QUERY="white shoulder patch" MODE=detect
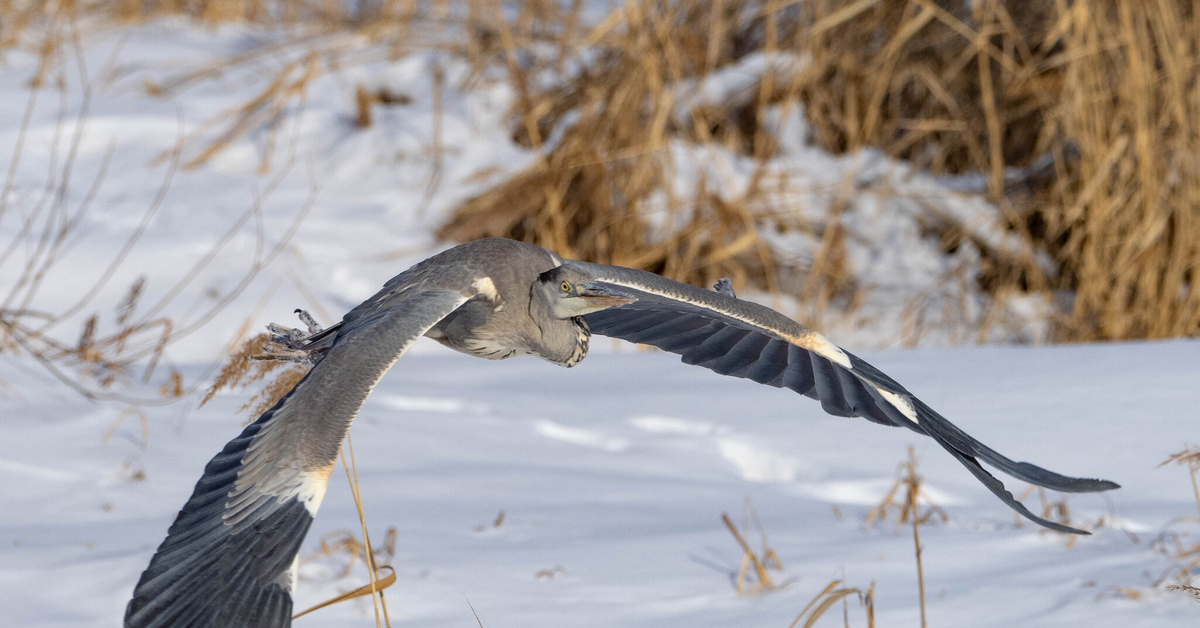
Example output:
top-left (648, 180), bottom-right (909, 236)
top-left (296, 468), bottom-right (331, 516)
top-left (472, 276), bottom-right (499, 301)
top-left (874, 387), bottom-right (919, 425)
top-left (807, 333), bottom-right (852, 368)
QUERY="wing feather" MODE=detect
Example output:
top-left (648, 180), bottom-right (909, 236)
top-left (595, 309), bottom-right (681, 337)
top-left (653, 320), bottom-right (725, 352)
top-left (126, 289), bottom-right (470, 628)
top-left (746, 339), bottom-right (790, 385)
top-left (832, 365), bottom-right (899, 426)
top-left (710, 332), bottom-right (771, 376)
top-left (621, 313), bottom-right (712, 345)
top-left (681, 326), bottom-right (751, 366)
top-left (809, 353), bottom-right (855, 417)
top-left (573, 259), bottom-right (1117, 534)
top-left (782, 345), bottom-right (816, 396)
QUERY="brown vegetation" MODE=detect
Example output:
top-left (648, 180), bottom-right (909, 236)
top-left (721, 503), bottom-right (787, 596)
top-left (1154, 447), bottom-right (1200, 589)
top-left (786, 579), bottom-right (876, 628)
top-left (438, 0), bottom-right (1200, 344)
top-left (866, 446), bottom-right (944, 627)
top-left (0, 8), bottom-right (308, 402)
top-left (11, 1), bottom-right (1197, 344)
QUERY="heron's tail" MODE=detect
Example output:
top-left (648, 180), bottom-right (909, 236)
top-left (125, 393), bottom-right (323, 628)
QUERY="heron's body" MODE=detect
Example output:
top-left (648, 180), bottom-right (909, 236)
top-left (417, 240), bottom-right (588, 365)
top-left (125, 238), bottom-right (1118, 628)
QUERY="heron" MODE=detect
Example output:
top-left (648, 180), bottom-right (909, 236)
top-left (125, 237), bottom-right (1117, 627)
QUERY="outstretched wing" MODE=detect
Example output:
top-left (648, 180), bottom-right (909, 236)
top-left (125, 288), bottom-right (470, 628)
top-left (572, 261), bottom-right (1118, 534)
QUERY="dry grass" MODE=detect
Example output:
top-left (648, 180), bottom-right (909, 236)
top-left (304, 526), bottom-right (398, 579)
top-left (473, 509), bottom-right (505, 532)
top-left (1166, 584), bottom-right (1200, 604)
top-left (341, 434), bottom-right (393, 627)
top-left (1102, 447), bottom-right (1200, 602)
top-left (436, 0), bottom-right (1200, 344)
top-left (1160, 446), bottom-right (1200, 525)
top-left (721, 497), bottom-right (789, 596)
top-left (439, 0), bottom-right (791, 295)
top-left (11, 2), bottom-right (1200, 343)
top-left (0, 4), bottom-right (311, 404)
top-left (785, 579), bottom-right (876, 628)
top-left (292, 564), bottom-right (398, 621)
top-left (866, 446), bottom-right (945, 628)
top-left (865, 447), bottom-right (948, 531)
top-left (1152, 447), bottom-right (1200, 590)
top-left (534, 565), bottom-right (567, 580)
top-left (200, 331), bottom-right (312, 419)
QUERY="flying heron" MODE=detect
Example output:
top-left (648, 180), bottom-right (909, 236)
top-left (125, 237), bottom-right (1117, 627)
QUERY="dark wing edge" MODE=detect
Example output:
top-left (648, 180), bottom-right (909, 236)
top-left (577, 265), bottom-right (1117, 535)
top-left (125, 289), bottom-right (469, 628)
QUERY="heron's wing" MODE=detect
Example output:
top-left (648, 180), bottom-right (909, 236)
top-left (572, 261), bottom-right (1118, 534)
top-left (125, 288), bottom-right (470, 628)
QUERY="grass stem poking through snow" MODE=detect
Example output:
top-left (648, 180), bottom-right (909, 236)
top-left (1152, 447), bottom-right (1200, 590)
top-left (1160, 447), bottom-right (1200, 526)
top-left (341, 434), bottom-right (391, 627)
top-left (291, 566), bottom-right (397, 620)
top-left (866, 447), bottom-right (946, 628)
top-left (721, 499), bottom-right (791, 596)
top-left (785, 579), bottom-right (875, 628)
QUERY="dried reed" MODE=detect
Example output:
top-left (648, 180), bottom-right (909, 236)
top-left (1153, 447), bottom-right (1200, 589)
top-left (1166, 584), bottom-right (1200, 604)
top-left (474, 509), bottom-right (505, 532)
top-left (534, 565), bottom-right (567, 580)
top-left (867, 446), bottom-right (946, 628)
top-left (11, 1), bottom-right (1200, 345)
top-left (721, 497), bottom-right (789, 596)
top-left (0, 16), bottom-right (306, 403)
top-left (440, 0), bottom-right (787, 295)
top-left (1013, 484), bottom-right (1092, 546)
top-left (440, 0), bottom-right (1200, 344)
top-left (1160, 446), bottom-right (1200, 525)
top-left (785, 579), bottom-right (876, 628)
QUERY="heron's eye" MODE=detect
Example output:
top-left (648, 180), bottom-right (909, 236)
top-left (560, 281), bottom-right (571, 292)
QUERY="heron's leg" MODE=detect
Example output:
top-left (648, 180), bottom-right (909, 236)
top-left (254, 309), bottom-right (326, 364)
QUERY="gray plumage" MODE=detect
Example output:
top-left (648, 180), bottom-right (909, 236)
top-left (125, 237), bottom-right (1118, 628)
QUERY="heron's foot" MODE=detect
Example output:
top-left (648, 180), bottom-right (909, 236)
top-left (713, 278), bottom-right (736, 298)
top-left (253, 309), bottom-right (325, 364)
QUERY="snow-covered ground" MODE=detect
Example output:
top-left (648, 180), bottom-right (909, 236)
top-left (1, 18), bottom-right (1197, 628)
top-left (4, 341), bottom-right (1199, 626)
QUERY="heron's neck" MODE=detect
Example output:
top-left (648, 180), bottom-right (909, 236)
top-left (560, 317), bottom-right (589, 367)
top-left (528, 295), bottom-right (590, 367)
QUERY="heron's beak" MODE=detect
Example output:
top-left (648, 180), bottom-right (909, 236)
top-left (577, 282), bottom-right (637, 308)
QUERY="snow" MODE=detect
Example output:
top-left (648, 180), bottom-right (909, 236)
top-left (4, 342), bottom-right (1200, 626)
top-left (1, 18), bottom-right (1197, 628)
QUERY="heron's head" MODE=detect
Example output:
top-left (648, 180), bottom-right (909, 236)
top-left (534, 265), bottom-right (637, 319)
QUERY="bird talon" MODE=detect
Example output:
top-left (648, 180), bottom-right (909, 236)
top-left (295, 309), bottom-right (322, 335)
top-left (263, 310), bottom-right (324, 355)
top-left (713, 277), bottom-right (736, 298)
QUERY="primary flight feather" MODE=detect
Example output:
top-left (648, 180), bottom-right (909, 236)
top-left (125, 237), bottom-right (1117, 628)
